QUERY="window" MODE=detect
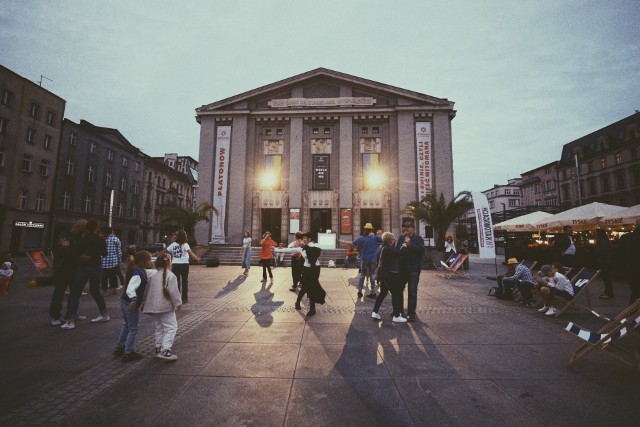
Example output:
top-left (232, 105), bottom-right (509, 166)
top-left (131, 206), bottom-right (137, 219)
top-left (87, 166), bottom-right (95, 183)
top-left (135, 161), bottom-right (140, 172)
top-left (65, 158), bottom-right (74, 176)
top-left (108, 150), bottom-right (114, 161)
top-left (22, 155), bottom-right (32, 172)
top-left (361, 127), bottom-right (368, 134)
top-left (44, 134), bottom-right (53, 150)
top-left (120, 177), bottom-right (127, 192)
top-left (632, 167), bottom-right (640, 187)
top-left (323, 127), bottom-right (331, 135)
top-left (133, 182), bottom-right (139, 195)
top-left (69, 132), bottom-right (77, 146)
top-left (504, 189), bottom-right (511, 195)
top-left (30, 103), bottom-right (40, 118)
top-left (118, 203), bottom-right (124, 217)
top-left (89, 142), bottom-right (96, 154)
top-left (600, 157), bottom-right (606, 169)
top-left (601, 175), bottom-right (610, 192)
top-left (1, 90), bottom-right (13, 107)
top-left (35, 193), bottom-right (45, 212)
top-left (562, 184), bottom-right (570, 201)
top-left (372, 126), bottom-right (380, 134)
top-left (0, 116), bottom-right (7, 133)
top-left (263, 154), bottom-right (281, 189)
top-left (312, 128), bottom-right (319, 135)
top-left (489, 201), bottom-right (495, 209)
top-left (276, 128), bottom-right (283, 136)
top-left (588, 177), bottom-right (597, 195)
top-left (508, 199), bottom-right (519, 207)
top-left (615, 171), bottom-right (626, 190)
top-left (122, 157), bottom-right (128, 167)
top-left (513, 189), bottom-right (520, 195)
top-left (83, 196), bottom-right (92, 213)
top-left (544, 180), bottom-right (556, 191)
top-left (62, 191), bottom-right (71, 210)
top-left (106, 171), bottom-right (112, 188)
top-left (534, 184), bottom-right (541, 194)
top-left (17, 190), bottom-right (28, 210)
top-left (362, 153), bottom-right (381, 190)
top-left (0, 151), bottom-right (4, 167)
top-left (545, 167), bottom-right (551, 175)
top-left (47, 111), bottom-right (56, 126)
top-left (39, 160), bottom-right (49, 177)
top-left (265, 129), bottom-right (272, 136)
top-left (26, 127), bottom-right (36, 144)
top-left (102, 199), bottom-right (109, 215)
top-left (616, 153), bottom-right (622, 164)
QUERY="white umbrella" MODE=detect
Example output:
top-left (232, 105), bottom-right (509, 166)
top-left (599, 204), bottom-right (640, 226)
top-left (494, 211), bottom-right (554, 232)
top-left (534, 202), bottom-right (627, 230)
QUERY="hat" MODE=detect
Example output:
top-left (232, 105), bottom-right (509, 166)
top-left (401, 220), bottom-right (415, 228)
top-left (506, 258), bottom-right (519, 265)
top-left (540, 264), bottom-right (552, 276)
top-left (364, 223), bottom-right (374, 230)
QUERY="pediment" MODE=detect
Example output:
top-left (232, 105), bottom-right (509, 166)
top-left (197, 68), bottom-right (453, 113)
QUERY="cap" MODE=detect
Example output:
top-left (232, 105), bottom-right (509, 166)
top-left (364, 223), bottom-right (374, 230)
top-left (401, 220), bottom-right (415, 228)
top-left (506, 258), bottom-right (519, 265)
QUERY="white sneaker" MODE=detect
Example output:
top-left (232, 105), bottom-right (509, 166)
top-left (50, 319), bottom-right (62, 326)
top-left (392, 316), bottom-right (408, 323)
top-left (371, 312), bottom-right (381, 320)
top-left (77, 315), bottom-right (87, 321)
top-left (156, 350), bottom-right (178, 361)
top-left (537, 305), bottom-right (549, 313)
top-left (91, 315), bottom-right (110, 323)
top-left (545, 307), bottom-right (559, 316)
top-left (61, 321), bottom-right (75, 330)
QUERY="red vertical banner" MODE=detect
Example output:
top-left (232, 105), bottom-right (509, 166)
top-left (340, 208), bottom-right (352, 234)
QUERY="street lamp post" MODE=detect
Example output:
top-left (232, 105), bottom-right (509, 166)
top-left (501, 202), bottom-right (507, 222)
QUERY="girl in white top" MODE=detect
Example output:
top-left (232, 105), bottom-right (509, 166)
top-left (164, 230), bottom-right (200, 303)
top-left (241, 231), bottom-right (252, 275)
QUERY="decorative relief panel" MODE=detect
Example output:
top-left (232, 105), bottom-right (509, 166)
top-left (260, 190), bottom-right (284, 208)
top-left (263, 139), bottom-right (284, 155)
top-left (311, 138), bottom-right (332, 154)
top-left (359, 190), bottom-right (385, 208)
top-left (308, 190), bottom-right (335, 208)
top-left (359, 137), bottom-right (382, 153)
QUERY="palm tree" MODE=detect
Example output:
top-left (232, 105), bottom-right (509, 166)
top-left (404, 191), bottom-right (473, 250)
top-left (160, 201), bottom-right (217, 246)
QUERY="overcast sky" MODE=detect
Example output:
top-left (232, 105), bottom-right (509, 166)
top-left (2, 0), bottom-right (639, 194)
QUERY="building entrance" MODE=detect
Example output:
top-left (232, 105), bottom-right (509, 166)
top-left (310, 209), bottom-right (331, 242)
top-left (261, 209), bottom-right (282, 243)
top-left (360, 209), bottom-right (382, 234)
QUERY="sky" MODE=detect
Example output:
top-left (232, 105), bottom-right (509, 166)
top-left (1, 0), bottom-right (639, 194)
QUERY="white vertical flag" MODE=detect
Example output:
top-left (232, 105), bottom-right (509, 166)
top-left (471, 192), bottom-right (496, 259)
top-left (211, 126), bottom-right (231, 244)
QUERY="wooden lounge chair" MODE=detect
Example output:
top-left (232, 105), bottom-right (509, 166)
top-left (437, 253), bottom-right (469, 279)
top-left (435, 252), bottom-right (458, 278)
top-left (565, 299), bottom-right (640, 373)
top-left (553, 268), bottom-right (604, 319)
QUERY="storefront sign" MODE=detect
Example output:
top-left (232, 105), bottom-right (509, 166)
top-left (14, 220), bottom-right (45, 229)
top-left (211, 125), bottom-right (231, 244)
top-left (340, 208), bottom-right (352, 234)
top-left (313, 155), bottom-right (330, 189)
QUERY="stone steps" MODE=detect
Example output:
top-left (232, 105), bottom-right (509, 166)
top-left (202, 246), bottom-right (350, 267)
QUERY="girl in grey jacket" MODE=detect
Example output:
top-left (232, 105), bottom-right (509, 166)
top-left (143, 253), bottom-right (182, 360)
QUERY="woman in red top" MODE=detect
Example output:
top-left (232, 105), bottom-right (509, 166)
top-left (259, 231), bottom-right (277, 281)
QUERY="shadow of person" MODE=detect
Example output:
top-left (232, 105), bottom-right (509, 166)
top-left (214, 274), bottom-right (247, 299)
top-left (251, 280), bottom-right (283, 328)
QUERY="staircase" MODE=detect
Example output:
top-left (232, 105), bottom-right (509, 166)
top-left (201, 246), bottom-right (350, 267)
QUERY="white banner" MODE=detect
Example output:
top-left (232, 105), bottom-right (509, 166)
top-left (415, 122), bottom-right (433, 238)
top-left (211, 126), bottom-right (231, 244)
top-left (472, 191), bottom-right (496, 259)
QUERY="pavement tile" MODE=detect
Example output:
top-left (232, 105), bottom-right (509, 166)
top-left (200, 343), bottom-right (299, 378)
top-left (295, 344), bottom-right (389, 379)
top-left (230, 321), bottom-right (305, 344)
top-left (182, 319), bottom-right (246, 342)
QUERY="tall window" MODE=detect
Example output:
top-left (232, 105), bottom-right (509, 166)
top-left (263, 154), bottom-right (281, 189)
top-left (0, 116), bottom-right (7, 133)
top-left (600, 157), bottom-right (606, 169)
top-left (47, 111), bottom-right (56, 126)
top-left (122, 157), bottom-right (128, 167)
top-left (26, 127), bottom-right (36, 144)
top-left (0, 151), bottom-right (5, 167)
top-left (1, 90), bottom-right (13, 107)
top-left (108, 150), bottom-right (114, 161)
top-left (63, 191), bottom-right (71, 210)
top-left (135, 161), bottom-right (140, 172)
top-left (22, 155), bottom-right (32, 172)
top-left (35, 193), bottom-right (45, 212)
top-left (30, 103), bottom-right (40, 118)
top-left (65, 158), bottom-right (74, 175)
top-left (106, 171), bottom-right (112, 188)
top-left (89, 142), bottom-right (96, 154)
top-left (44, 134), bottom-right (53, 150)
top-left (601, 175), bottom-right (610, 192)
top-left (362, 153), bottom-right (382, 189)
top-left (69, 132), bottom-right (77, 146)
top-left (131, 206), bottom-right (137, 219)
top-left (133, 182), bottom-right (139, 195)
top-left (17, 190), bottom-right (28, 210)
top-left (84, 196), bottom-right (92, 213)
top-left (87, 166), bottom-right (95, 183)
top-left (39, 160), bottom-right (49, 177)
top-left (615, 171), bottom-right (626, 190)
top-left (616, 153), bottom-right (622, 164)
top-left (118, 203), bottom-right (124, 217)
top-left (120, 177), bottom-right (127, 192)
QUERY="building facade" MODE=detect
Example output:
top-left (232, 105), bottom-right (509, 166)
top-left (519, 161), bottom-right (560, 208)
top-left (195, 68), bottom-right (456, 245)
top-left (558, 112), bottom-right (640, 208)
top-left (54, 119), bottom-right (144, 245)
top-left (0, 65), bottom-right (66, 253)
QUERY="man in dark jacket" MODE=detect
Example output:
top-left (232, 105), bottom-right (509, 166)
top-left (619, 218), bottom-right (640, 305)
top-left (396, 220), bottom-right (425, 322)
top-left (554, 225), bottom-right (577, 267)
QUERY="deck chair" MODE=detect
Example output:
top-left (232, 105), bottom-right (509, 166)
top-left (437, 253), bottom-right (469, 279)
top-left (565, 299), bottom-right (640, 373)
top-left (435, 252), bottom-right (458, 277)
top-left (553, 268), bottom-right (604, 319)
top-left (510, 259), bottom-right (538, 301)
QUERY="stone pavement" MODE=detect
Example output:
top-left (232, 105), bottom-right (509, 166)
top-left (0, 257), bottom-right (638, 426)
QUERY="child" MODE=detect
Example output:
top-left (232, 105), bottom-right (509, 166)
top-left (0, 262), bottom-right (14, 295)
top-left (114, 251), bottom-right (156, 362)
top-left (142, 253), bottom-right (182, 361)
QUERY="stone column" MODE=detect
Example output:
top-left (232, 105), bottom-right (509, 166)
top-left (339, 116), bottom-right (353, 239)
top-left (195, 117), bottom-right (215, 245)
top-left (227, 116), bottom-right (248, 244)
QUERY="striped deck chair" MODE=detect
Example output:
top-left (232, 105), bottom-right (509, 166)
top-left (438, 253), bottom-right (469, 280)
top-left (553, 268), bottom-right (604, 319)
top-left (435, 252), bottom-right (458, 278)
top-left (565, 299), bottom-right (640, 372)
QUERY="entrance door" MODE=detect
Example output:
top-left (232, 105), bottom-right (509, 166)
top-left (310, 209), bottom-right (331, 242)
top-left (360, 209), bottom-right (382, 234)
top-left (261, 209), bottom-right (282, 243)
top-left (10, 227), bottom-right (22, 254)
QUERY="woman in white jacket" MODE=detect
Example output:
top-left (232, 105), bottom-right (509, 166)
top-left (143, 253), bottom-right (182, 360)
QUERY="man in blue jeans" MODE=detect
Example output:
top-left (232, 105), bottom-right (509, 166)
top-left (340, 223), bottom-right (382, 299)
top-left (397, 220), bottom-right (425, 322)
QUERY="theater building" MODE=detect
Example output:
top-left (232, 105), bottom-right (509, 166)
top-left (195, 68), bottom-right (456, 246)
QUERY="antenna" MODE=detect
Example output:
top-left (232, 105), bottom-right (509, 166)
top-left (38, 75), bottom-right (53, 87)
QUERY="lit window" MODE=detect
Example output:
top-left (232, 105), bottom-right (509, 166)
top-left (616, 153), bottom-right (622, 164)
top-left (600, 157), bottom-right (606, 169)
top-left (262, 155), bottom-right (282, 189)
top-left (363, 153), bottom-right (382, 189)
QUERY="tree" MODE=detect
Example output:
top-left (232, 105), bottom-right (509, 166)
top-left (160, 201), bottom-right (217, 246)
top-left (404, 191), bottom-right (473, 250)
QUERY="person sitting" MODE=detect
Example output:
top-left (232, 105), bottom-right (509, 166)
top-left (498, 258), bottom-right (535, 305)
top-left (537, 263), bottom-right (573, 316)
top-left (494, 258), bottom-right (518, 297)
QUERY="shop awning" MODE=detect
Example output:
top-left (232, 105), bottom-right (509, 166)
top-left (599, 204), bottom-right (640, 226)
top-left (493, 211), bottom-right (554, 232)
top-left (533, 202), bottom-right (627, 230)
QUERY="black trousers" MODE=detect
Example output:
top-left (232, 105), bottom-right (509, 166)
top-left (296, 266), bottom-right (320, 311)
top-left (101, 266), bottom-right (119, 290)
top-left (172, 263), bottom-right (190, 301)
top-left (373, 271), bottom-right (404, 316)
top-left (49, 267), bottom-right (75, 319)
top-left (291, 256), bottom-right (304, 287)
top-left (260, 259), bottom-right (273, 279)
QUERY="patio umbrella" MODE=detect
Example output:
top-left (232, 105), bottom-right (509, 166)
top-left (494, 211), bottom-right (554, 232)
top-left (533, 202), bottom-right (627, 230)
top-left (599, 204), bottom-right (640, 226)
